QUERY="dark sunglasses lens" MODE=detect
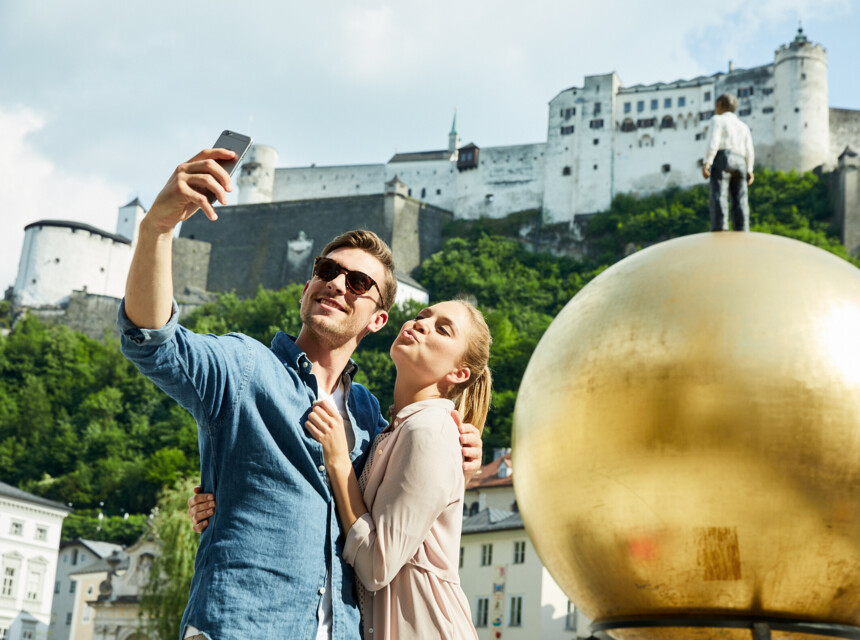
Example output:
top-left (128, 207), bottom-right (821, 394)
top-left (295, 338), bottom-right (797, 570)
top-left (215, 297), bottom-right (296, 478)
top-left (315, 259), bottom-right (339, 281)
top-left (346, 273), bottom-right (372, 294)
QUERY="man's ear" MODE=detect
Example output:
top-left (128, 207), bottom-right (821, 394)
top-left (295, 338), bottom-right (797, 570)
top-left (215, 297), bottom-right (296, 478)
top-left (300, 281), bottom-right (310, 300)
top-left (444, 366), bottom-right (471, 387)
top-left (365, 308), bottom-right (388, 335)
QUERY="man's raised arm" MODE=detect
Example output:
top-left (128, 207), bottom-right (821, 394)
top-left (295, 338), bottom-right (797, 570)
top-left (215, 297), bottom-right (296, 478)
top-left (124, 149), bottom-right (236, 328)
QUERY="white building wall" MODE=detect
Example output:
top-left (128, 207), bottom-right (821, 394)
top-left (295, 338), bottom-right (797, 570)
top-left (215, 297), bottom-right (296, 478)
top-left (460, 528), bottom-right (585, 639)
top-left (271, 164), bottom-right (387, 201)
top-left (13, 226), bottom-right (132, 308)
top-left (384, 159), bottom-right (457, 211)
top-left (0, 498), bottom-right (68, 640)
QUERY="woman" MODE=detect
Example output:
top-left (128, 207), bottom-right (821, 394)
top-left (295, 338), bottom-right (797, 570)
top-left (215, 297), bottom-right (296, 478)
top-left (305, 299), bottom-right (491, 639)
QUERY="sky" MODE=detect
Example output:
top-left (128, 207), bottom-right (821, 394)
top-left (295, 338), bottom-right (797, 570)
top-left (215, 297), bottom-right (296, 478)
top-left (1, 0), bottom-right (859, 293)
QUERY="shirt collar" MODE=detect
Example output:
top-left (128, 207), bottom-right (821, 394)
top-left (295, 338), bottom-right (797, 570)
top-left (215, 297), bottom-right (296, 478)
top-left (270, 331), bottom-right (359, 381)
top-left (391, 398), bottom-right (455, 425)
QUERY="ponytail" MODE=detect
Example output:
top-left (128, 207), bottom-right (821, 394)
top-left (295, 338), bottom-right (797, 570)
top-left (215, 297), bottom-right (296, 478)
top-left (447, 299), bottom-right (493, 433)
top-left (454, 366), bottom-right (492, 433)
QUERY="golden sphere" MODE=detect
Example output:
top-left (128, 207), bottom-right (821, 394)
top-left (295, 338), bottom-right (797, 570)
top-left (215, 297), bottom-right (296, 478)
top-left (512, 232), bottom-right (860, 640)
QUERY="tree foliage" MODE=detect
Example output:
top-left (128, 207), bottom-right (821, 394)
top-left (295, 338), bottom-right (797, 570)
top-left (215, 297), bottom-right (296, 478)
top-left (139, 477), bottom-right (201, 640)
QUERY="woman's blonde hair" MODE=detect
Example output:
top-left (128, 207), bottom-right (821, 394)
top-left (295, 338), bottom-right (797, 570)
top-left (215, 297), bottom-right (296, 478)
top-left (446, 300), bottom-right (493, 433)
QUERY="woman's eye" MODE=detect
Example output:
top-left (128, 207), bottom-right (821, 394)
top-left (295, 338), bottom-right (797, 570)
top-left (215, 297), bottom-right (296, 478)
top-left (438, 326), bottom-right (450, 336)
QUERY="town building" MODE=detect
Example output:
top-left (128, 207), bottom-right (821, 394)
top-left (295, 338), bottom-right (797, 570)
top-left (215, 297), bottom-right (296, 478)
top-left (460, 453), bottom-right (597, 640)
top-left (49, 540), bottom-right (121, 640)
top-left (0, 482), bottom-right (70, 640)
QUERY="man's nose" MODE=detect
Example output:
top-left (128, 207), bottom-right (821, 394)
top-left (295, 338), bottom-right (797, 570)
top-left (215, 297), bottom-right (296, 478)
top-left (327, 273), bottom-right (348, 293)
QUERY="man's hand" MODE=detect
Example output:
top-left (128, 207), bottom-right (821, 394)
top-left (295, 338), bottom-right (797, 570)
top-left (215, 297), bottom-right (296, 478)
top-left (747, 170), bottom-right (755, 186)
top-left (144, 148), bottom-right (237, 234)
top-left (453, 410), bottom-right (484, 483)
top-left (702, 163), bottom-right (711, 179)
top-left (187, 485), bottom-right (216, 534)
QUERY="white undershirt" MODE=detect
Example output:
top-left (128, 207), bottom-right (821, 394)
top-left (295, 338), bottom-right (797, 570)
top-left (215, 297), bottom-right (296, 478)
top-left (185, 382), bottom-right (354, 640)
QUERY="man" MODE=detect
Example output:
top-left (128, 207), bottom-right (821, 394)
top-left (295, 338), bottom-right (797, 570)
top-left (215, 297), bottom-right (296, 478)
top-left (119, 148), bottom-right (483, 640)
top-left (702, 93), bottom-right (755, 232)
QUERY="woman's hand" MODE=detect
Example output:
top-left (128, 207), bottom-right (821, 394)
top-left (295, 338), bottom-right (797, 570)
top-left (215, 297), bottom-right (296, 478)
top-left (305, 401), bottom-right (351, 471)
top-left (187, 485), bottom-right (216, 533)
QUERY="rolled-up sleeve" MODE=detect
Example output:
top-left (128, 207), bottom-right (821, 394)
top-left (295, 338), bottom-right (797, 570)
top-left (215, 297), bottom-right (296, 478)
top-left (342, 415), bottom-right (458, 592)
top-left (118, 298), bottom-right (252, 429)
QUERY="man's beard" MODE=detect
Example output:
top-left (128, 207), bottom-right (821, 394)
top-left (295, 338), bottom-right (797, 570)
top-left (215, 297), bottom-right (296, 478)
top-left (300, 305), bottom-right (366, 348)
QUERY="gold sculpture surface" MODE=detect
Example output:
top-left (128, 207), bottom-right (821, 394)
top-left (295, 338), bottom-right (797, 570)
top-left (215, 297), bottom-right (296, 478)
top-left (512, 233), bottom-right (860, 640)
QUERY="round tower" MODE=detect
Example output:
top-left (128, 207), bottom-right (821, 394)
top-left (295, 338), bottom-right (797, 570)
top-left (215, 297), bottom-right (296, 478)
top-left (772, 27), bottom-right (829, 172)
top-left (237, 144), bottom-right (279, 204)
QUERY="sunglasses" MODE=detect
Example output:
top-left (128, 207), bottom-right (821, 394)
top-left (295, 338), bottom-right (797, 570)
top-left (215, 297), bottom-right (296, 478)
top-left (313, 257), bottom-right (384, 300)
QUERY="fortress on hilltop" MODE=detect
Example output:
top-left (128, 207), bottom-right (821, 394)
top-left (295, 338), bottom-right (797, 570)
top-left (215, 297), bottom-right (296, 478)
top-left (8, 29), bottom-right (860, 338)
top-left (233, 28), bottom-right (860, 230)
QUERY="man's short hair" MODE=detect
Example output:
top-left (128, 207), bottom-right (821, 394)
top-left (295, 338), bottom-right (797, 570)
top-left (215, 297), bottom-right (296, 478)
top-left (715, 93), bottom-right (738, 113)
top-left (320, 230), bottom-right (397, 311)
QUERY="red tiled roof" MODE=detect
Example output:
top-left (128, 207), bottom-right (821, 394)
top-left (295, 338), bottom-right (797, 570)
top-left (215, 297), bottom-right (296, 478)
top-left (466, 453), bottom-right (513, 490)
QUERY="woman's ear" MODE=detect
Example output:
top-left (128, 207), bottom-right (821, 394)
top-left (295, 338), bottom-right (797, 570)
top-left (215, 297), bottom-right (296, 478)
top-left (444, 366), bottom-right (471, 388)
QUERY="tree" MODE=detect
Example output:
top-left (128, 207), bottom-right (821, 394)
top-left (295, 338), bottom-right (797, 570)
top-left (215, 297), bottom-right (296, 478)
top-left (140, 477), bottom-right (201, 640)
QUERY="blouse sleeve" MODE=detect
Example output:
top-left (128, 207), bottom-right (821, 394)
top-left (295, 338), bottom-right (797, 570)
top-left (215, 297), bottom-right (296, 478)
top-left (342, 409), bottom-right (459, 591)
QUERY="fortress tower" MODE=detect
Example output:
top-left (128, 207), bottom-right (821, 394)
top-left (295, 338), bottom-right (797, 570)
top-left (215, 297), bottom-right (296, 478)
top-left (115, 198), bottom-right (146, 245)
top-left (238, 144), bottom-right (279, 204)
top-left (772, 27), bottom-right (829, 172)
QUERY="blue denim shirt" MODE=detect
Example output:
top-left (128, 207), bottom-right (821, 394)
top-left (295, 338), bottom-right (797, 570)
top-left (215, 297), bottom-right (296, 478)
top-left (118, 301), bottom-right (387, 640)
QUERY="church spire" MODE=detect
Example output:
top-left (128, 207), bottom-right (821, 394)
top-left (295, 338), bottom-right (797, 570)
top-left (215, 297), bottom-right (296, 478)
top-left (448, 109), bottom-right (460, 155)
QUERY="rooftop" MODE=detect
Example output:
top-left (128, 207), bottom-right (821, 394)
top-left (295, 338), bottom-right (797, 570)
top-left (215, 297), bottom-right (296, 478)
top-left (466, 451), bottom-right (513, 490)
top-left (0, 481), bottom-right (71, 512)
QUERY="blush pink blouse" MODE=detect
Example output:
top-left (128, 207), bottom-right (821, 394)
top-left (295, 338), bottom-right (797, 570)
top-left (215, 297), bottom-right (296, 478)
top-left (343, 398), bottom-right (478, 640)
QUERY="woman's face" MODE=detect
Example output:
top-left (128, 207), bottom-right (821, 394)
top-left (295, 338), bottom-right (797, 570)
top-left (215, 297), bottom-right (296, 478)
top-left (390, 301), bottom-right (472, 390)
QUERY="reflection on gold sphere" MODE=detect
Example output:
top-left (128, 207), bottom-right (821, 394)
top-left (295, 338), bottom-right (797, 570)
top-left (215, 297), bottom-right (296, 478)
top-left (512, 233), bottom-right (860, 640)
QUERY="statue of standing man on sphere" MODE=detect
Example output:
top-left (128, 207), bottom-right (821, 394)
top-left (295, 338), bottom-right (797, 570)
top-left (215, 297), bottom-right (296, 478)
top-left (702, 93), bottom-right (755, 231)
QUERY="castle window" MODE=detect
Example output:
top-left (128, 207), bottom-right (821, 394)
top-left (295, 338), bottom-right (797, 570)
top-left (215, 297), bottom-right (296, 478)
top-left (560, 108), bottom-right (564, 117)
top-left (485, 194), bottom-right (494, 203)
top-left (801, 73), bottom-right (807, 80)
top-left (704, 91), bottom-right (712, 101)
top-left (651, 99), bottom-right (658, 110)
top-left (408, 188), bottom-right (412, 196)
top-left (100, 267), bottom-right (105, 273)
top-left (560, 125), bottom-right (575, 135)
top-left (621, 118), bottom-right (637, 132)
top-left (664, 98), bottom-right (672, 108)
top-left (624, 102), bottom-right (631, 114)
top-left (637, 101), bottom-right (644, 113)
top-left (763, 88), bottom-right (774, 96)
top-left (564, 107), bottom-right (575, 119)
top-left (695, 133), bottom-right (703, 140)
top-left (662, 164), bottom-right (671, 173)
top-left (436, 188), bottom-right (441, 195)
top-left (763, 107), bottom-right (774, 114)
top-left (54, 258), bottom-right (60, 263)
top-left (698, 110), bottom-right (714, 121)
top-left (593, 138), bottom-right (599, 145)
top-left (594, 102), bottom-right (602, 115)
top-left (636, 118), bottom-right (656, 128)
top-left (678, 97), bottom-right (686, 107)
top-left (589, 119), bottom-right (604, 129)
top-left (593, 164), bottom-right (598, 170)
top-left (738, 108), bottom-right (751, 116)
top-left (562, 166), bottom-right (571, 176)
top-left (420, 188), bottom-right (426, 198)
top-left (737, 86), bottom-right (754, 98)
top-left (661, 115), bottom-right (675, 129)
top-left (794, 107), bottom-right (800, 113)
top-left (31, 279), bottom-right (37, 285)
top-left (784, 125), bottom-right (788, 131)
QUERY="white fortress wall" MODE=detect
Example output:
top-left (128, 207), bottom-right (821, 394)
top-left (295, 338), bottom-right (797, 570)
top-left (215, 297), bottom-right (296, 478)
top-left (572, 73), bottom-right (619, 217)
top-left (542, 88), bottom-right (581, 224)
top-left (830, 108), bottom-right (860, 158)
top-left (14, 224), bottom-right (131, 307)
top-left (271, 163), bottom-right (387, 202)
top-left (383, 158), bottom-right (457, 211)
top-left (453, 143), bottom-right (546, 220)
top-left (613, 79), bottom-right (716, 197)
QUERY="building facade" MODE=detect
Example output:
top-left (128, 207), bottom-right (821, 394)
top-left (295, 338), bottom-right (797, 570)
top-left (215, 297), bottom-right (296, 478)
top-left (0, 483), bottom-right (70, 640)
top-left (235, 29), bottom-right (859, 228)
top-left (460, 454), bottom-right (598, 640)
top-left (49, 541), bottom-right (121, 640)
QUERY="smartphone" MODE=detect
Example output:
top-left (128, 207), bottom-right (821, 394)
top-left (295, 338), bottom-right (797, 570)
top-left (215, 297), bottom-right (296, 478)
top-left (207, 130), bottom-right (253, 203)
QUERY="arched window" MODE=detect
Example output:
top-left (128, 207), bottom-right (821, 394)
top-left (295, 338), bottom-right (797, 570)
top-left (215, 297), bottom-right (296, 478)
top-left (469, 502), bottom-right (480, 516)
top-left (661, 115), bottom-right (675, 129)
top-left (621, 118), bottom-right (637, 132)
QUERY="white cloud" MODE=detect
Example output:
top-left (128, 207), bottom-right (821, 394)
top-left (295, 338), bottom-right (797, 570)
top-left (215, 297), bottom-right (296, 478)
top-left (0, 105), bottom-right (130, 293)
